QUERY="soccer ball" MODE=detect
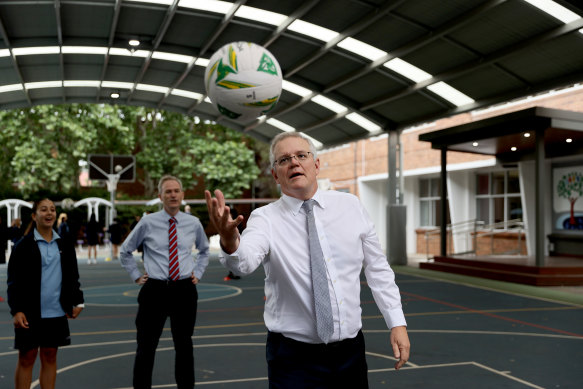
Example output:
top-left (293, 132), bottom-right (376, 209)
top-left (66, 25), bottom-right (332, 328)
top-left (204, 42), bottom-right (283, 123)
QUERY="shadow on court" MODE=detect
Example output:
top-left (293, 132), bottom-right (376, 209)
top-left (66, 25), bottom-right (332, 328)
top-left (1, 254), bottom-right (582, 388)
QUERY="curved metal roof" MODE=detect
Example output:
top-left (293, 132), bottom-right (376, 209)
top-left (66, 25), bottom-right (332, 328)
top-left (1, 0), bottom-right (583, 147)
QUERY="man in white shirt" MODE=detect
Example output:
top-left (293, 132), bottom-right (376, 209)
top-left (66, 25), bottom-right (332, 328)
top-left (205, 132), bottom-right (410, 388)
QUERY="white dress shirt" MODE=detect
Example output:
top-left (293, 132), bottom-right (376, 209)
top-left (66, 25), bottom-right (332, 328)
top-left (221, 189), bottom-right (406, 344)
top-left (121, 210), bottom-right (210, 282)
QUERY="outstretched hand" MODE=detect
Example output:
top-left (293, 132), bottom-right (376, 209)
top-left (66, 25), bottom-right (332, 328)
top-left (204, 189), bottom-right (244, 254)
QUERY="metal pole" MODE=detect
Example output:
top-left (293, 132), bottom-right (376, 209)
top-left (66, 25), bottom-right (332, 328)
top-left (440, 147), bottom-right (447, 257)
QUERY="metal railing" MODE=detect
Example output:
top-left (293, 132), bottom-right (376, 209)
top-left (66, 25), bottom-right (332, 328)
top-left (424, 218), bottom-right (525, 260)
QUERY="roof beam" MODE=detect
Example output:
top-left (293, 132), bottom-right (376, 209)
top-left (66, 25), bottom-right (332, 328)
top-left (164, 0), bottom-right (246, 112)
top-left (128, 0), bottom-right (180, 104)
top-left (323, 0), bottom-right (507, 94)
top-left (285, 0), bottom-right (407, 78)
top-left (54, 0), bottom-right (65, 103)
top-left (361, 16), bottom-right (583, 111)
top-left (0, 14), bottom-right (31, 106)
top-left (97, 0), bottom-right (122, 102)
top-left (262, 0), bottom-right (320, 48)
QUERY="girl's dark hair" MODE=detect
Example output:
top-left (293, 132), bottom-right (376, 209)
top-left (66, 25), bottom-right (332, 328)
top-left (31, 197), bottom-right (53, 214)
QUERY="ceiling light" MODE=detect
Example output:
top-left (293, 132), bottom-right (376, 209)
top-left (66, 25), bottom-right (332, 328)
top-left (427, 82), bottom-right (475, 107)
top-left (337, 37), bottom-right (387, 61)
top-left (267, 118), bottom-right (295, 132)
top-left (126, 0), bottom-right (173, 4)
top-left (129, 39), bottom-right (140, 47)
top-left (287, 20), bottom-right (338, 42)
top-left (566, 138), bottom-right (573, 143)
top-left (472, 142), bottom-right (479, 147)
top-left (110, 92), bottom-right (120, 99)
top-left (311, 95), bottom-right (348, 113)
top-left (511, 146), bottom-right (517, 151)
top-left (194, 58), bottom-right (209, 67)
top-left (0, 49), bottom-right (9, 57)
top-left (383, 58), bottom-right (432, 83)
top-left (523, 132), bottom-right (531, 137)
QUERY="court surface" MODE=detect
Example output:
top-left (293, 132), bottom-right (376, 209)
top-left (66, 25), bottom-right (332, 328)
top-left (1, 253), bottom-right (582, 388)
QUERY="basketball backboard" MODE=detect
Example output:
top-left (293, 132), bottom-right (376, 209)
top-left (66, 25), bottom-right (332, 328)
top-left (88, 154), bottom-right (135, 182)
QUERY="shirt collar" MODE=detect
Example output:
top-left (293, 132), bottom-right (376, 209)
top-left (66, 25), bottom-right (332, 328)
top-left (34, 228), bottom-right (60, 242)
top-left (282, 189), bottom-right (326, 216)
top-left (163, 210), bottom-right (180, 222)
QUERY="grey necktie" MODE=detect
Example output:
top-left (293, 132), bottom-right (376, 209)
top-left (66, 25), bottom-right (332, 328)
top-left (302, 199), bottom-right (334, 343)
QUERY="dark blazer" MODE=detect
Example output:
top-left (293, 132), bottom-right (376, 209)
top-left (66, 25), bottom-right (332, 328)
top-left (7, 231), bottom-right (84, 320)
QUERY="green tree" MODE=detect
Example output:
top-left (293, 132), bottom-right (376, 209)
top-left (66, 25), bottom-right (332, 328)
top-left (0, 104), bottom-right (131, 196)
top-left (0, 104), bottom-right (261, 199)
top-left (557, 171), bottom-right (583, 225)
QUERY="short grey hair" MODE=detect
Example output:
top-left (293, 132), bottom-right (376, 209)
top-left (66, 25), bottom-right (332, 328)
top-left (158, 175), bottom-right (183, 193)
top-left (269, 132), bottom-right (318, 167)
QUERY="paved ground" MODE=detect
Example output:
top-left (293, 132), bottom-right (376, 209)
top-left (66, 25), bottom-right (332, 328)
top-left (0, 250), bottom-right (582, 388)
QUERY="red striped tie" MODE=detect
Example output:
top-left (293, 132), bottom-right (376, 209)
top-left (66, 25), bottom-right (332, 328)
top-left (168, 217), bottom-right (180, 280)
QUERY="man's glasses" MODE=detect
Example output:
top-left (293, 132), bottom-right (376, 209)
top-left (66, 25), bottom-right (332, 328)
top-left (273, 152), bottom-right (313, 167)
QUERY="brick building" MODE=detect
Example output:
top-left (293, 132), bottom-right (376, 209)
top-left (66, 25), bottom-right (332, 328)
top-left (315, 84), bottom-right (583, 258)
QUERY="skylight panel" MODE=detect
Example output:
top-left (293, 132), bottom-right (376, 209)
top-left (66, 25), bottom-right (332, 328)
top-left (0, 49), bottom-right (11, 57)
top-left (235, 6), bottom-right (287, 26)
top-left (62, 46), bottom-right (108, 55)
top-left (303, 134), bottom-right (323, 149)
top-left (64, 80), bottom-right (101, 87)
top-left (0, 84), bottom-right (23, 93)
top-left (152, 51), bottom-right (194, 64)
top-left (427, 82), bottom-right (475, 107)
top-left (522, 0), bottom-right (580, 23)
top-left (12, 46), bottom-right (59, 56)
top-left (282, 80), bottom-right (312, 97)
top-left (126, 0), bottom-right (173, 5)
top-left (179, 0), bottom-right (232, 14)
top-left (383, 58), bottom-right (433, 83)
top-left (109, 48), bottom-right (150, 58)
top-left (171, 89), bottom-right (204, 100)
top-left (25, 81), bottom-right (62, 89)
top-left (101, 81), bottom-right (134, 90)
top-left (311, 95), bottom-right (348, 113)
top-left (287, 20), bottom-right (339, 42)
top-left (337, 37), bottom-right (387, 61)
top-left (195, 58), bottom-right (209, 67)
top-left (136, 84), bottom-right (170, 94)
top-left (345, 112), bottom-right (382, 133)
top-left (267, 118), bottom-right (295, 132)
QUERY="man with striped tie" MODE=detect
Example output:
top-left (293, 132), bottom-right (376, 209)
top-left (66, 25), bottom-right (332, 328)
top-left (121, 175), bottom-right (210, 389)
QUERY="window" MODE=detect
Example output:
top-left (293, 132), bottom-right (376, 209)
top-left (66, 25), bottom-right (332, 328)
top-left (475, 170), bottom-right (522, 227)
top-left (419, 177), bottom-right (450, 227)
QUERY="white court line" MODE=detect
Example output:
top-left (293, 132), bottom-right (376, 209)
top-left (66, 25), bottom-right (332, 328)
top-left (83, 283), bottom-right (243, 306)
top-left (18, 337), bottom-right (542, 389)
top-left (368, 361), bottom-right (544, 389)
top-left (365, 328), bottom-right (583, 340)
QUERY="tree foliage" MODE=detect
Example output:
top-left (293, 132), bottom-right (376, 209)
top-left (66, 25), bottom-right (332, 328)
top-left (0, 104), bottom-right (261, 198)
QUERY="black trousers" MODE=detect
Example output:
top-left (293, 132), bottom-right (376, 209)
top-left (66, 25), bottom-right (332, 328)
top-left (266, 330), bottom-right (369, 389)
top-left (133, 278), bottom-right (198, 389)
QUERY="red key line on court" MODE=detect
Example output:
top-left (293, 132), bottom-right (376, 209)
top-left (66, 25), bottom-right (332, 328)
top-left (401, 291), bottom-right (583, 338)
